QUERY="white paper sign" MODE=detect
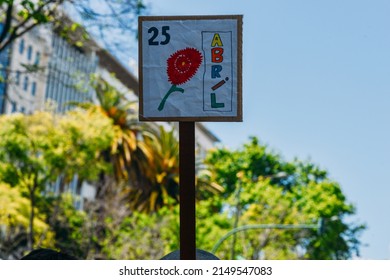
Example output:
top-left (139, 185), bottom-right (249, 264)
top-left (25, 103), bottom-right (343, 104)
top-left (139, 15), bottom-right (242, 122)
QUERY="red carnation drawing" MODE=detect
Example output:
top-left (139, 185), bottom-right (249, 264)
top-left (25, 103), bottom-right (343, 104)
top-left (158, 47), bottom-right (203, 111)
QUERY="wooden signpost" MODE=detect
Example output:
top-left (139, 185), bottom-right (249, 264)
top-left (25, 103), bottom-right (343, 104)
top-left (139, 15), bottom-right (242, 259)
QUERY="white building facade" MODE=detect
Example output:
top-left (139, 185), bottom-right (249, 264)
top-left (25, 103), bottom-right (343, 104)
top-left (2, 25), bottom-right (51, 114)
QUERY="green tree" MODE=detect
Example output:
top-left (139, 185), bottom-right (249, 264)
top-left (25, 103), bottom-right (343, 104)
top-left (38, 193), bottom-right (92, 259)
top-left (204, 137), bottom-right (365, 259)
top-left (127, 126), bottom-right (179, 213)
top-left (77, 77), bottom-right (155, 199)
top-left (63, 78), bottom-right (158, 257)
top-left (100, 205), bottom-right (177, 259)
top-left (0, 112), bottom-right (57, 250)
top-left (0, 183), bottom-right (54, 259)
top-left (126, 124), bottom-right (224, 213)
top-left (0, 109), bottom-right (114, 250)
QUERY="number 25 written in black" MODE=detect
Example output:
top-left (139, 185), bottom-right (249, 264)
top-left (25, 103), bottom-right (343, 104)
top-left (148, 26), bottom-right (170, 45)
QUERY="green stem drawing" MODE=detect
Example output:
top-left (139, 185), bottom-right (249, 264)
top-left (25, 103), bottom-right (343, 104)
top-left (158, 84), bottom-right (185, 111)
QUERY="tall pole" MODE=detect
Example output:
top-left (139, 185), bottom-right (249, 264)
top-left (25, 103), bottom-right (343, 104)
top-left (179, 122), bottom-right (196, 259)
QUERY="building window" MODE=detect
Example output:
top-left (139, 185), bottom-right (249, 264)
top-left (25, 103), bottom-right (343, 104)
top-left (27, 45), bottom-right (33, 60)
top-left (19, 39), bottom-right (25, 54)
top-left (34, 51), bottom-right (40, 65)
top-left (23, 76), bottom-right (29, 91)
top-left (20, 106), bottom-right (25, 113)
top-left (15, 70), bottom-right (21, 85)
top-left (31, 81), bottom-right (36, 96)
top-left (11, 101), bottom-right (17, 112)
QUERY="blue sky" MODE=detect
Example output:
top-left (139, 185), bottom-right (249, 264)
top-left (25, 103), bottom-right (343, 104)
top-left (143, 0), bottom-right (390, 259)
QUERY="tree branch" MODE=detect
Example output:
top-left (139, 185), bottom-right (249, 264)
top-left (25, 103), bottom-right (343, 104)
top-left (0, 0), bottom-right (14, 45)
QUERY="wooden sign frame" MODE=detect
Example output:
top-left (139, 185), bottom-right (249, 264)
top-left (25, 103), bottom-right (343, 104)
top-left (138, 15), bottom-right (243, 122)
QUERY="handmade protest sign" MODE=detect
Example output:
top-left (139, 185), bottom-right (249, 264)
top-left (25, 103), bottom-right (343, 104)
top-left (138, 15), bottom-right (243, 260)
top-left (139, 15), bottom-right (242, 122)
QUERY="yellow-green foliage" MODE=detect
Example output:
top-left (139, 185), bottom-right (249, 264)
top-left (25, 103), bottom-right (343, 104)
top-left (0, 109), bottom-right (115, 188)
top-left (204, 137), bottom-right (365, 260)
top-left (0, 109), bottom-right (114, 251)
top-left (0, 183), bottom-right (54, 248)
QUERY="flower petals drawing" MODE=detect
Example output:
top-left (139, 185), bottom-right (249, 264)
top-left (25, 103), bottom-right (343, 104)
top-left (158, 47), bottom-right (203, 111)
